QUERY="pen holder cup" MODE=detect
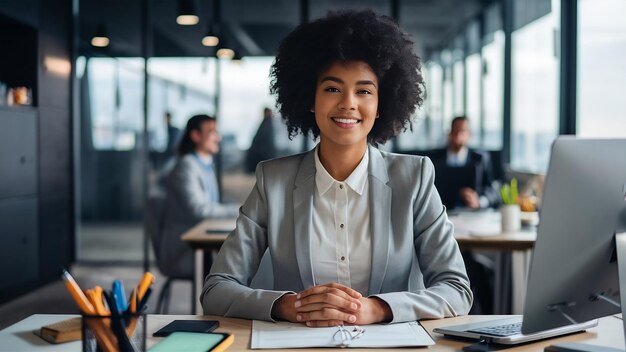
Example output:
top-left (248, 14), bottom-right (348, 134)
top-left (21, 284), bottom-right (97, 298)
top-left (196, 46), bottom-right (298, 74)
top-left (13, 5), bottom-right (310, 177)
top-left (82, 313), bottom-right (147, 352)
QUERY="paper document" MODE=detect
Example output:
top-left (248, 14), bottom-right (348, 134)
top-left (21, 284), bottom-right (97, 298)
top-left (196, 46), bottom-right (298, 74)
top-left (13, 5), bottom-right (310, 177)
top-left (449, 211), bottom-right (501, 237)
top-left (251, 320), bottom-right (435, 349)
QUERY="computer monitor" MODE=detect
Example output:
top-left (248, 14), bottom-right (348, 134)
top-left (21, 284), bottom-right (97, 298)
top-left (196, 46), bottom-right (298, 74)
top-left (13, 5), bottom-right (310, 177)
top-left (521, 137), bottom-right (626, 347)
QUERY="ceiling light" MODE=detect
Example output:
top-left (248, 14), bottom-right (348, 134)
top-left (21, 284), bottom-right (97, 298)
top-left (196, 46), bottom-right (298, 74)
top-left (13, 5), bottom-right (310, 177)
top-left (216, 48), bottom-right (235, 59)
top-left (216, 37), bottom-right (234, 59)
top-left (177, 14), bottom-right (199, 25)
top-left (176, 0), bottom-right (199, 25)
top-left (202, 23), bottom-right (220, 47)
top-left (202, 35), bottom-right (219, 47)
top-left (91, 24), bottom-right (109, 47)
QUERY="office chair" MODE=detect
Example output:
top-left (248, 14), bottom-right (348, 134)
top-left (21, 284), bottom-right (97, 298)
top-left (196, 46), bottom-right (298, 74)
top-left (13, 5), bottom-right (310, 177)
top-left (144, 189), bottom-right (194, 314)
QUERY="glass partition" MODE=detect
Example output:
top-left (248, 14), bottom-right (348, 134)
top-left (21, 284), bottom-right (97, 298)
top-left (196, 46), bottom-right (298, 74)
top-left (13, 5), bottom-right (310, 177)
top-left (465, 53), bottom-right (481, 147)
top-left (577, 0), bottom-right (626, 137)
top-left (510, 0), bottom-right (560, 172)
top-left (482, 30), bottom-right (504, 150)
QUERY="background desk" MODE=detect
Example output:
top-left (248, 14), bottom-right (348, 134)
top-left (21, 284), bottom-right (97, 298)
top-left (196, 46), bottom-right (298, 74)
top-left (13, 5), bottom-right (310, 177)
top-left (451, 212), bottom-right (536, 315)
top-left (183, 214), bottom-right (536, 315)
top-left (181, 219), bottom-right (234, 314)
top-left (0, 314), bottom-right (623, 351)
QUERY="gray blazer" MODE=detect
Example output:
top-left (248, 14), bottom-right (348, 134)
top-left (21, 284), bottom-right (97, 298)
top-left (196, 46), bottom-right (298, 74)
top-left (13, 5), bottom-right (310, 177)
top-left (201, 145), bottom-right (472, 322)
top-left (161, 154), bottom-right (239, 277)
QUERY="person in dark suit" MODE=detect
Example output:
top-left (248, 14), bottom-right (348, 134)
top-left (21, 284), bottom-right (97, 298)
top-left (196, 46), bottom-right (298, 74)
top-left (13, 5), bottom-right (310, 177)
top-left (245, 107), bottom-right (278, 173)
top-left (431, 116), bottom-right (499, 314)
top-left (165, 112), bottom-right (182, 154)
top-left (431, 116), bottom-right (499, 210)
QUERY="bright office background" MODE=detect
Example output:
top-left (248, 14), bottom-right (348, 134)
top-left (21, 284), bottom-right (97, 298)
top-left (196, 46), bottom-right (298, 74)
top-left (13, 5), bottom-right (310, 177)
top-left (73, 0), bottom-right (626, 263)
top-left (79, 0), bottom-right (626, 175)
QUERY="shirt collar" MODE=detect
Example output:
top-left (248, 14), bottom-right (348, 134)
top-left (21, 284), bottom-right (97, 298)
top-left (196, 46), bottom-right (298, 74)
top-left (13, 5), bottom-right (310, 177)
top-left (314, 145), bottom-right (369, 196)
top-left (193, 152), bottom-right (214, 167)
top-left (446, 146), bottom-right (468, 166)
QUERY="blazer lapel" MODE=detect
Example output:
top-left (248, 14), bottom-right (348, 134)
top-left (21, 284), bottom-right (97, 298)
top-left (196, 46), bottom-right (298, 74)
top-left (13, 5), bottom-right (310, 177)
top-left (293, 150), bottom-right (316, 289)
top-left (367, 146), bottom-right (392, 295)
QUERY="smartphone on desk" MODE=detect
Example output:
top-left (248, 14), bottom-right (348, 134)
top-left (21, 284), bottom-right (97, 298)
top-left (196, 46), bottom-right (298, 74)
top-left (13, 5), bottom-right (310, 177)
top-left (149, 332), bottom-right (233, 352)
top-left (152, 320), bottom-right (219, 337)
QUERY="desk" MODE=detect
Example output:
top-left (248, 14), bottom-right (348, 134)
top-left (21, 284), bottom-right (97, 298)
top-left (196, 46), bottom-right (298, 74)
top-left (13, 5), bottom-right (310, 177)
top-left (181, 219), bottom-right (236, 314)
top-left (0, 314), bottom-right (623, 351)
top-left (450, 211), bottom-right (536, 315)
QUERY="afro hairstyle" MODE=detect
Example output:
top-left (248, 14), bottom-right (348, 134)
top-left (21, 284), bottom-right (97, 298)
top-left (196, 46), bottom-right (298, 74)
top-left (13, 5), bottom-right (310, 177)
top-left (269, 9), bottom-right (425, 145)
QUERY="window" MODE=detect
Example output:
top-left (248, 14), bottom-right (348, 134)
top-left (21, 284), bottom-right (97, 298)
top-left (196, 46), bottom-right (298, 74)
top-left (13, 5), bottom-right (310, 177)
top-left (442, 51), bottom-right (454, 130)
top-left (219, 57), bottom-right (305, 171)
top-left (87, 58), bottom-right (145, 150)
top-left (396, 64), bottom-right (431, 151)
top-left (482, 31), bottom-right (504, 150)
top-left (465, 53), bottom-right (481, 147)
top-left (428, 62), bottom-right (445, 147)
top-left (147, 58), bottom-right (217, 152)
top-left (453, 60), bottom-right (465, 116)
top-left (577, 0), bottom-right (626, 137)
top-left (510, 0), bottom-right (560, 172)
top-left (219, 57), bottom-right (276, 151)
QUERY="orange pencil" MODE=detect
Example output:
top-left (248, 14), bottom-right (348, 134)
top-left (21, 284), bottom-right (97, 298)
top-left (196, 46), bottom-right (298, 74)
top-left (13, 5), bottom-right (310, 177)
top-left (61, 270), bottom-right (117, 352)
top-left (62, 270), bottom-right (95, 315)
top-left (137, 272), bottom-right (154, 299)
top-left (86, 286), bottom-right (110, 316)
top-left (128, 272), bottom-right (154, 306)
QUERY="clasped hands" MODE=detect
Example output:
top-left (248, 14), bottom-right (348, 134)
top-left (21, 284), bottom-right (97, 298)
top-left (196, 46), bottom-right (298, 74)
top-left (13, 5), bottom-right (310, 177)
top-left (271, 282), bottom-right (392, 327)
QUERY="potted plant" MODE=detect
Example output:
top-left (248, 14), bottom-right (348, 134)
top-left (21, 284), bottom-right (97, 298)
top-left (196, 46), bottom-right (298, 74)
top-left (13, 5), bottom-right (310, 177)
top-left (500, 178), bottom-right (521, 232)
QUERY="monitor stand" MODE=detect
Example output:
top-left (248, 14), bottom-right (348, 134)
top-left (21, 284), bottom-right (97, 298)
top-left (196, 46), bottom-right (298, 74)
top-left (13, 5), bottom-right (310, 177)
top-left (546, 232), bottom-right (626, 352)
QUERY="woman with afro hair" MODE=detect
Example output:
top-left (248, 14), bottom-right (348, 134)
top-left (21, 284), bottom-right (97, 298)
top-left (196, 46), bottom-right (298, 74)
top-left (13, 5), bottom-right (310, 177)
top-left (201, 9), bottom-right (472, 326)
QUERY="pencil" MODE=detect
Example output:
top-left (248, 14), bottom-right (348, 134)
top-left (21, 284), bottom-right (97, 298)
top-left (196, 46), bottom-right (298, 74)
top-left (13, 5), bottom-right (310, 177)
top-left (61, 270), bottom-right (117, 352)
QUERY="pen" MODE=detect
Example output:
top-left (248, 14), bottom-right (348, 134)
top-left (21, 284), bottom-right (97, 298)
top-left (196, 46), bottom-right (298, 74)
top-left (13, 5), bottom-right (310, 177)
top-left (104, 291), bottom-right (134, 352)
top-left (137, 287), bottom-right (152, 312)
top-left (112, 280), bottom-right (128, 312)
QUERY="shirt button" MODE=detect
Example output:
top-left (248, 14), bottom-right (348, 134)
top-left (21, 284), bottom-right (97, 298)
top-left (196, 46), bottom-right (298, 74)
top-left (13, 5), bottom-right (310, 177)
top-left (340, 224), bottom-right (344, 229)
top-left (339, 184), bottom-right (343, 189)
top-left (340, 256), bottom-right (346, 261)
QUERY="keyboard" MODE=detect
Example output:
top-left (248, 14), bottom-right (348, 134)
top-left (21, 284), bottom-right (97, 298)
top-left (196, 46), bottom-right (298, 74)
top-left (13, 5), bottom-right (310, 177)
top-left (468, 322), bottom-right (522, 337)
top-left (434, 317), bottom-right (598, 344)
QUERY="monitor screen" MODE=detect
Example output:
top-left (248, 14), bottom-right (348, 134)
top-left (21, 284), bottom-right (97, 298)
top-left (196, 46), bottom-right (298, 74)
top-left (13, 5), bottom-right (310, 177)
top-left (522, 137), bottom-right (626, 334)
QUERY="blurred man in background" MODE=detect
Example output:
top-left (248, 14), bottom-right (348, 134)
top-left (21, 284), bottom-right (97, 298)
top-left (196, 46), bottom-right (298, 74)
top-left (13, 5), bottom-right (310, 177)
top-left (431, 116), bottom-right (499, 210)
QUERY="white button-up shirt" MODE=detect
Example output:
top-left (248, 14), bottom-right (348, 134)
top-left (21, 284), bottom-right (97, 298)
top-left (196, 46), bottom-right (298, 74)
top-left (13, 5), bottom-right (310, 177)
top-left (311, 146), bottom-right (372, 296)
